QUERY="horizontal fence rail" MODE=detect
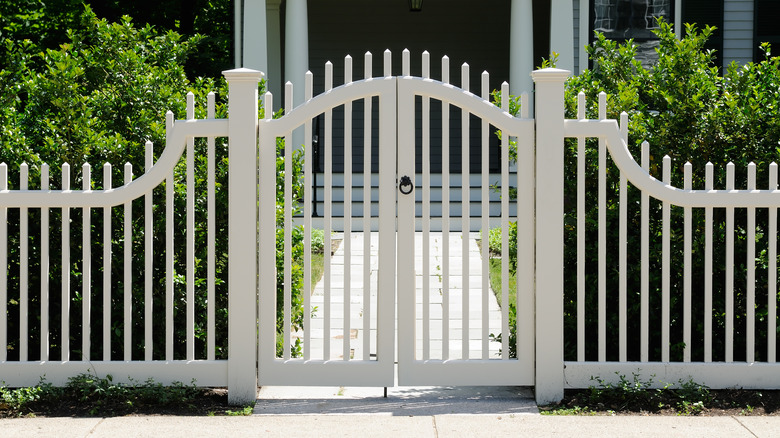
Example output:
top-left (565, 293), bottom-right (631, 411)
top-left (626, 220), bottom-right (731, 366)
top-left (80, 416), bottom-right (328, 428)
top-left (562, 90), bottom-right (780, 390)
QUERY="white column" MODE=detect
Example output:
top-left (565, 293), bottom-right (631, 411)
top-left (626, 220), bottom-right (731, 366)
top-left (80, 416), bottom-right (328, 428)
top-left (243, 0), bottom-right (268, 73)
top-left (285, 0), bottom-right (308, 109)
top-left (234, 0), bottom-right (242, 68)
top-left (285, 0), bottom-right (308, 147)
top-left (223, 68), bottom-right (263, 405)
top-left (267, 0), bottom-right (283, 111)
top-left (510, 0), bottom-right (534, 114)
top-left (549, 0), bottom-right (574, 72)
top-left (531, 67), bottom-right (570, 406)
top-left (674, 0), bottom-right (682, 38)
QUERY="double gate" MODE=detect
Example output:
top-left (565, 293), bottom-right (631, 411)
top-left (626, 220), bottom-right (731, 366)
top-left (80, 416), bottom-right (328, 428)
top-left (257, 51), bottom-right (534, 387)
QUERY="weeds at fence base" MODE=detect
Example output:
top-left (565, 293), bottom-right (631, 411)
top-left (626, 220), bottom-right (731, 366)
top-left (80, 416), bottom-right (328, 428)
top-left (0, 373), bottom-right (250, 417)
top-left (540, 373), bottom-right (780, 416)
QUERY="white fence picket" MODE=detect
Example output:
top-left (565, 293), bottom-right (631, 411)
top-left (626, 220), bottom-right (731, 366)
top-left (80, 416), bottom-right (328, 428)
top-left (61, 163), bottom-right (70, 361)
top-left (705, 162), bottom-right (714, 362)
top-left (726, 163), bottom-right (735, 362)
top-left (124, 163), bottom-right (132, 361)
top-left (770, 163), bottom-right (778, 363)
top-left (41, 164), bottom-right (49, 361)
top-left (82, 163), bottom-right (91, 360)
top-left (145, 141), bottom-right (154, 361)
top-left (0, 164), bottom-right (6, 362)
top-left (103, 163), bottom-right (111, 361)
top-left (20, 163), bottom-right (28, 362)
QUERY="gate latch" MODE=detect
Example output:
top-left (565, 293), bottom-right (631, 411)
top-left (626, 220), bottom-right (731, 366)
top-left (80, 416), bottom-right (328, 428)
top-left (399, 175), bottom-right (414, 195)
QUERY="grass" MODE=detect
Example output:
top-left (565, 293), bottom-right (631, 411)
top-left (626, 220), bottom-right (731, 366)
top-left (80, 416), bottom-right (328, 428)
top-left (310, 251), bottom-right (325, 293)
top-left (308, 228), bottom-right (341, 294)
top-left (477, 237), bottom-right (516, 311)
top-left (487, 258), bottom-right (516, 310)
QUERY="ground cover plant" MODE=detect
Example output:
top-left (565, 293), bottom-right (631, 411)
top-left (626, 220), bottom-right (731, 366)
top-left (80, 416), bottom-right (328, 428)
top-left (540, 373), bottom-right (780, 416)
top-left (0, 373), bottom-right (252, 417)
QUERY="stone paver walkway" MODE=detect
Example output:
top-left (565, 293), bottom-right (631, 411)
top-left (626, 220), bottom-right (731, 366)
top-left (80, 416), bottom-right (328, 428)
top-left (299, 231), bottom-right (503, 362)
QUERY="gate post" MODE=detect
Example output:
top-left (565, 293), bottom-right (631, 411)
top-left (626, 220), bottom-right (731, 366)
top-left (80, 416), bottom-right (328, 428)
top-left (223, 68), bottom-right (263, 405)
top-left (531, 68), bottom-right (570, 405)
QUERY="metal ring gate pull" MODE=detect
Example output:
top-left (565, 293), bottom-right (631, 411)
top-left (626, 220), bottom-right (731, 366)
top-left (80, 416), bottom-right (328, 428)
top-left (398, 175), bottom-right (414, 195)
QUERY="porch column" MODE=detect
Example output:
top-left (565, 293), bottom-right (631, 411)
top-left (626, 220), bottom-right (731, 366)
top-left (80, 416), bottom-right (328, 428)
top-left (267, 0), bottom-right (283, 111)
top-left (549, 0), bottom-right (574, 72)
top-left (243, 0), bottom-right (268, 73)
top-left (531, 67), bottom-right (570, 405)
top-left (510, 0), bottom-right (534, 114)
top-left (285, 0), bottom-right (308, 108)
top-left (234, 0), bottom-right (241, 67)
top-left (285, 0), bottom-right (308, 146)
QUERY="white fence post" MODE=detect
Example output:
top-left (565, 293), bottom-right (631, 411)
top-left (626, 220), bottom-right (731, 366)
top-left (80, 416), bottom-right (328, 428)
top-left (223, 68), bottom-right (263, 405)
top-left (531, 67), bottom-right (570, 405)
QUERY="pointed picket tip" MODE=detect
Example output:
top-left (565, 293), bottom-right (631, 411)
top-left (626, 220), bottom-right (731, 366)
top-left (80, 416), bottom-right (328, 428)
top-left (325, 60), bottom-right (333, 67)
top-left (365, 51), bottom-right (372, 56)
top-left (422, 50), bottom-right (429, 55)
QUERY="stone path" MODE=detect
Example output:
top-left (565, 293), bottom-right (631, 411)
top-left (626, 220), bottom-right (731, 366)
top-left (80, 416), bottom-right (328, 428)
top-left (300, 231), bottom-right (503, 362)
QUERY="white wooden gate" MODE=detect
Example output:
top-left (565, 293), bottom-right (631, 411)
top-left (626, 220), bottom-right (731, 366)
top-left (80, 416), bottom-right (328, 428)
top-left (257, 50), bottom-right (534, 387)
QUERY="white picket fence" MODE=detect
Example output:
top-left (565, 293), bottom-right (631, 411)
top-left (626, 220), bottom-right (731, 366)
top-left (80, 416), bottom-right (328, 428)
top-left (562, 91), bottom-right (780, 393)
top-left (0, 71), bottom-right (262, 404)
top-left (0, 52), bottom-right (779, 406)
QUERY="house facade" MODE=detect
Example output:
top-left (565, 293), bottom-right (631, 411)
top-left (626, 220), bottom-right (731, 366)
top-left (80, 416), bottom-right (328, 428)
top-left (237, 0), bottom-right (773, 110)
top-left (235, 0), bottom-right (776, 225)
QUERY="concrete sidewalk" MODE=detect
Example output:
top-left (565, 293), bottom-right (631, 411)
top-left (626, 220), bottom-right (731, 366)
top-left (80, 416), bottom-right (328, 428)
top-left (3, 414), bottom-right (779, 437)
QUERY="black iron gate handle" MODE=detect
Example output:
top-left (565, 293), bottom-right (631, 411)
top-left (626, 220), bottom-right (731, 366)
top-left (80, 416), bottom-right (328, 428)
top-left (399, 175), bottom-right (414, 195)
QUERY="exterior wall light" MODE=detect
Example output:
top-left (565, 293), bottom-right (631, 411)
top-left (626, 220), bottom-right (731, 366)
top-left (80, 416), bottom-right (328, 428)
top-left (409, 0), bottom-right (423, 12)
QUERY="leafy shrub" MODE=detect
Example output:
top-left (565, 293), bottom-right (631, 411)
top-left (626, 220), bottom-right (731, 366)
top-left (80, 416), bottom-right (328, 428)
top-left (492, 21), bottom-right (780, 362)
top-left (0, 4), bottom-right (308, 362)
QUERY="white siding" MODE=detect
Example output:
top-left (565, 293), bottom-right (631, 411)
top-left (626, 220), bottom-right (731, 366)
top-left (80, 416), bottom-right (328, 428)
top-left (722, 0), bottom-right (754, 66)
top-left (306, 0), bottom-right (511, 174)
